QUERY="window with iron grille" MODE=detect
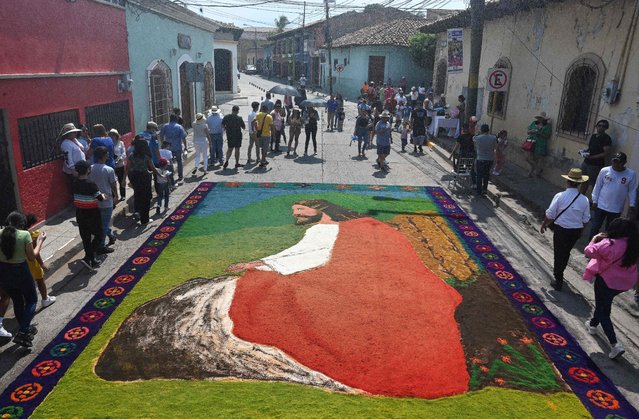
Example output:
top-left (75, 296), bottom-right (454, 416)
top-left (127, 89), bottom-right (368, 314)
top-left (18, 109), bottom-right (80, 169)
top-left (86, 100), bottom-right (131, 136)
top-left (487, 57), bottom-right (511, 119)
top-left (558, 55), bottom-right (604, 140)
top-left (204, 62), bottom-right (214, 109)
top-left (148, 60), bottom-right (173, 126)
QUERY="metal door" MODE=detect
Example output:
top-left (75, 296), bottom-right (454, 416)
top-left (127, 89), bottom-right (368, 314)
top-left (179, 62), bottom-right (194, 129)
top-left (0, 111), bottom-right (18, 222)
top-left (214, 49), bottom-right (233, 92)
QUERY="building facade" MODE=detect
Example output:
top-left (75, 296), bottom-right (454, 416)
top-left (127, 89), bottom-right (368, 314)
top-left (423, 0), bottom-right (639, 188)
top-left (238, 27), bottom-right (272, 73)
top-left (0, 0), bottom-right (133, 221)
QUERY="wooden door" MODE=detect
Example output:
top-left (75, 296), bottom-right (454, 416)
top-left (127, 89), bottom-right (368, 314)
top-left (368, 56), bottom-right (385, 84)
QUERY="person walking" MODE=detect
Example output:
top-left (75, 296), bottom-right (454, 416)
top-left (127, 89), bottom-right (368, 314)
top-left (191, 113), bottom-right (210, 175)
top-left (410, 101), bottom-right (428, 155)
top-left (0, 211), bottom-right (46, 347)
top-left (158, 117), bottom-right (185, 179)
top-left (354, 108), bottom-right (371, 158)
top-left (287, 107), bottom-right (302, 157)
top-left (326, 95), bottom-right (338, 131)
top-left (246, 102), bottom-right (260, 164)
top-left (540, 168), bottom-right (591, 291)
top-left (222, 105), bottom-right (246, 169)
top-left (140, 121), bottom-right (162, 167)
top-left (253, 104), bottom-right (273, 168)
top-left (303, 107), bottom-right (319, 156)
top-left (583, 217), bottom-right (638, 359)
top-left (375, 111), bottom-right (393, 172)
top-left (580, 119), bottom-right (612, 195)
top-left (206, 106), bottom-right (225, 167)
top-left (126, 136), bottom-right (156, 225)
top-left (589, 151), bottom-right (637, 239)
top-left (473, 124), bottom-right (497, 196)
top-left (524, 113), bottom-right (551, 177)
top-left (88, 147), bottom-right (119, 248)
top-left (110, 129), bottom-right (127, 201)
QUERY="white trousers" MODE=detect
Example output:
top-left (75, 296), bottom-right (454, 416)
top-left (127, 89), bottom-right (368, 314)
top-left (194, 140), bottom-right (209, 169)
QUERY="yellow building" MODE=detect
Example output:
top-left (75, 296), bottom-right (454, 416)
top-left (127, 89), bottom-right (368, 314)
top-left (422, 0), bottom-right (639, 187)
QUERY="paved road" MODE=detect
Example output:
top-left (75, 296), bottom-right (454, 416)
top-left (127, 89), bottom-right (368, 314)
top-left (1, 74), bottom-right (637, 409)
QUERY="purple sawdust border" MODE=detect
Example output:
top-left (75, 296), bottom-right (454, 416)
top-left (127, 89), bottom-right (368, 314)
top-left (0, 182), bottom-right (216, 418)
top-left (0, 184), bottom-right (635, 418)
top-left (424, 187), bottom-right (637, 418)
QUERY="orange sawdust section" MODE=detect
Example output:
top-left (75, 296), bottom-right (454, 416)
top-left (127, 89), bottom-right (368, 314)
top-left (230, 217), bottom-right (470, 399)
top-left (389, 214), bottom-right (479, 282)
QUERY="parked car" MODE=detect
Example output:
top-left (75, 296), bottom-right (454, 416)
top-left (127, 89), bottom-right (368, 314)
top-left (245, 65), bottom-right (257, 75)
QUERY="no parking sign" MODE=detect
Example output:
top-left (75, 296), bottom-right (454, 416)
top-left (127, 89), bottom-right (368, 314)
top-left (487, 68), bottom-right (510, 92)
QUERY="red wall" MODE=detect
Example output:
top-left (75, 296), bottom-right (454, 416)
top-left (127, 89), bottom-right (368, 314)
top-left (0, 1), bottom-right (129, 74)
top-left (0, 0), bottom-right (133, 221)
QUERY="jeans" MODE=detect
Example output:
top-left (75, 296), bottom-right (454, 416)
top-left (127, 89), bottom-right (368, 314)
top-left (589, 208), bottom-right (621, 240)
top-left (475, 160), bottom-right (493, 193)
top-left (552, 225), bottom-right (583, 285)
top-left (590, 275), bottom-right (622, 345)
top-left (356, 127), bottom-right (368, 154)
top-left (210, 133), bottom-right (224, 164)
top-left (0, 262), bottom-right (37, 334)
top-left (115, 166), bottom-right (126, 198)
top-left (77, 208), bottom-right (104, 261)
top-left (156, 182), bottom-right (169, 208)
top-left (172, 147), bottom-right (184, 179)
top-left (99, 206), bottom-right (114, 246)
top-left (305, 126), bottom-right (317, 154)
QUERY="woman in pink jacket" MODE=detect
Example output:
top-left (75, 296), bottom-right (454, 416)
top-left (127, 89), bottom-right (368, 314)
top-left (583, 218), bottom-right (639, 359)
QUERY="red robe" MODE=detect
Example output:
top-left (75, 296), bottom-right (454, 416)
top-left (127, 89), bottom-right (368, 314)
top-left (230, 217), bottom-right (469, 398)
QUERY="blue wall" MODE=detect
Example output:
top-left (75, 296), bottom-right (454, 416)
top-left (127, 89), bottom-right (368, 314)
top-left (330, 45), bottom-right (431, 101)
top-left (126, 3), bottom-right (215, 132)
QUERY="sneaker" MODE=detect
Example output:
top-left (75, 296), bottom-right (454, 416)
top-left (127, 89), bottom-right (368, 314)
top-left (13, 331), bottom-right (33, 348)
top-left (0, 326), bottom-right (12, 338)
top-left (107, 236), bottom-right (116, 247)
top-left (584, 320), bottom-right (597, 335)
top-left (42, 295), bottom-right (57, 308)
top-left (609, 342), bottom-right (625, 359)
top-left (96, 247), bottom-right (114, 255)
top-left (191, 169), bottom-right (197, 175)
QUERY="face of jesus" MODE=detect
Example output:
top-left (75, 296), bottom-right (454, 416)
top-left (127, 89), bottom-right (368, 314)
top-left (292, 204), bottom-right (322, 225)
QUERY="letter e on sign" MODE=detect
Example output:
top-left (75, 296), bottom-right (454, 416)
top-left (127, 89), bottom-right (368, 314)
top-left (487, 68), bottom-right (510, 92)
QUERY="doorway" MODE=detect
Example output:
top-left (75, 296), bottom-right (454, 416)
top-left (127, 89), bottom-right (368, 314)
top-left (0, 111), bottom-right (18, 222)
top-left (179, 62), bottom-right (194, 129)
top-left (214, 49), bottom-right (232, 92)
top-left (367, 56), bottom-right (385, 85)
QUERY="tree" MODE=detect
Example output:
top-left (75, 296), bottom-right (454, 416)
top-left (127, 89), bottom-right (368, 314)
top-left (408, 32), bottom-right (437, 71)
top-left (274, 15), bottom-right (290, 33)
top-left (364, 4), bottom-right (384, 12)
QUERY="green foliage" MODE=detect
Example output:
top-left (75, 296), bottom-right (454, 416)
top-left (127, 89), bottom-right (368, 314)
top-left (364, 3), bottom-right (385, 12)
top-left (274, 15), bottom-right (290, 33)
top-left (408, 32), bottom-right (437, 71)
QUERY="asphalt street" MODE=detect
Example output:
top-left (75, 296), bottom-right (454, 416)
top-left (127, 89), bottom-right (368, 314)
top-left (1, 74), bottom-right (637, 409)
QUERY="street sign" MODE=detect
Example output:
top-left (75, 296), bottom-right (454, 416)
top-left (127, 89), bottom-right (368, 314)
top-left (335, 64), bottom-right (345, 73)
top-left (486, 67), bottom-right (510, 92)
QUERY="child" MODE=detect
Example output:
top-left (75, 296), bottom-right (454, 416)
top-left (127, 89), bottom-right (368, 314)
top-left (400, 122), bottom-right (411, 153)
top-left (402, 104), bottom-right (412, 127)
top-left (25, 214), bottom-right (56, 308)
top-left (155, 158), bottom-right (171, 214)
top-left (72, 160), bottom-right (109, 271)
top-left (160, 141), bottom-right (175, 190)
top-left (394, 104), bottom-right (404, 132)
top-left (493, 130), bottom-right (508, 176)
top-left (336, 107), bottom-right (345, 132)
top-left (354, 109), bottom-right (371, 158)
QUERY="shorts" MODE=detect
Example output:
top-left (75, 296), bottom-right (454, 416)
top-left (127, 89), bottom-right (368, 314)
top-left (377, 145), bottom-right (391, 155)
top-left (580, 162), bottom-right (603, 186)
top-left (228, 137), bottom-right (242, 148)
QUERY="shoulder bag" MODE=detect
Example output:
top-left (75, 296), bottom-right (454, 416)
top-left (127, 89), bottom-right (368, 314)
top-left (548, 192), bottom-right (581, 231)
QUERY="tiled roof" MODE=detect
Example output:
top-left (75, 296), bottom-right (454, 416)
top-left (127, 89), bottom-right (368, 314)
top-left (239, 27), bottom-right (274, 41)
top-left (130, 0), bottom-right (241, 33)
top-left (420, 0), bottom-right (568, 33)
top-left (331, 19), bottom-right (426, 48)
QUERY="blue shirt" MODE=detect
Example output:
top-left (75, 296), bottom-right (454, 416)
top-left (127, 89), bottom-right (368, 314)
top-left (261, 99), bottom-right (274, 113)
top-left (140, 130), bottom-right (161, 165)
top-left (159, 122), bottom-right (187, 154)
top-left (89, 136), bottom-right (115, 167)
top-left (375, 121), bottom-right (392, 146)
top-left (326, 99), bottom-right (338, 113)
top-left (206, 113), bottom-right (224, 135)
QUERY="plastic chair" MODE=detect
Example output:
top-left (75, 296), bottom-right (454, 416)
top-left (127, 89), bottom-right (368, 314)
top-left (449, 157), bottom-right (475, 190)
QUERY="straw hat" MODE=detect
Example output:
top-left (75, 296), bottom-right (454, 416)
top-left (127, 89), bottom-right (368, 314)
top-left (195, 113), bottom-right (206, 124)
top-left (108, 128), bottom-right (120, 138)
top-left (210, 106), bottom-right (221, 114)
top-left (57, 123), bottom-right (81, 140)
top-left (535, 112), bottom-right (550, 121)
top-left (561, 168), bottom-right (589, 183)
top-left (380, 110), bottom-right (391, 119)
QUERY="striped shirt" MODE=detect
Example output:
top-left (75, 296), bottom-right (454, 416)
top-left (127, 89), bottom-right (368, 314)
top-left (72, 179), bottom-right (102, 209)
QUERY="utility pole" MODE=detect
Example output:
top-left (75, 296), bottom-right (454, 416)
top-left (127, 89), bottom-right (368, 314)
top-left (324, 0), bottom-right (333, 95)
top-left (302, 1), bottom-right (306, 80)
top-left (466, 0), bottom-right (485, 125)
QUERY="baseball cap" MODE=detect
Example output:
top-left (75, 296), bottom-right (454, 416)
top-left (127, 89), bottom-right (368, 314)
top-left (612, 151), bottom-right (627, 163)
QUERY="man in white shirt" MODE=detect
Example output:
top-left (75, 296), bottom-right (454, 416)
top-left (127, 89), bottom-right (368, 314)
top-left (541, 168), bottom-right (591, 291)
top-left (589, 151), bottom-right (637, 239)
top-left (246, 101), bottom-right (260, 163)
